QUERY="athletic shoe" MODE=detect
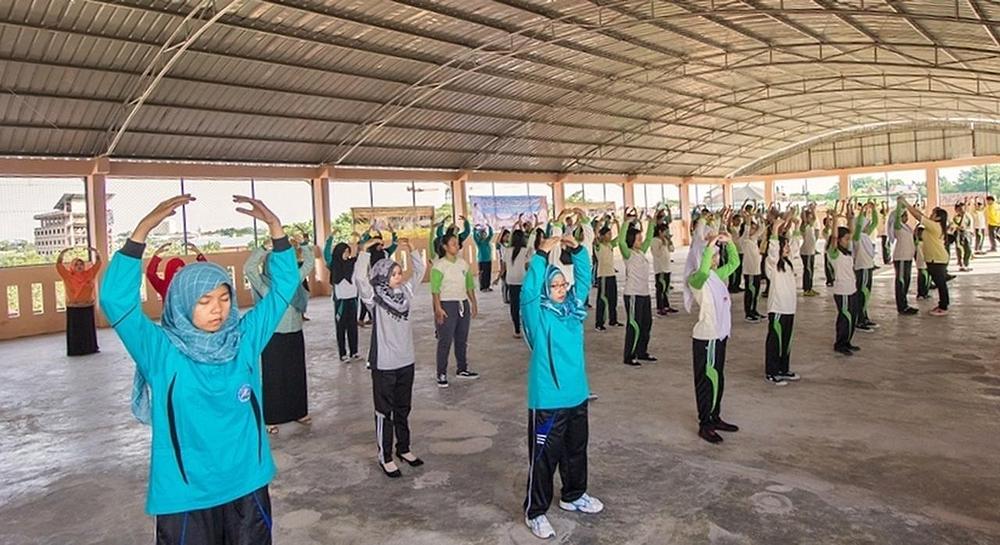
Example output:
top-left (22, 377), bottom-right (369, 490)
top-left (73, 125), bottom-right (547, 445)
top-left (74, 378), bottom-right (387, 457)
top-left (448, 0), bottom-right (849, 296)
top-left (745, 316), bottom-right (760, 323)
top-left (525, 515), bottom-right (556, 540)
top-left (610, 322), bottom-right (625, 327)
top-left (437, 374), bottom-right (449, 388)
top-left (863, 320), bottom-right (879, 329)
top-left (351, 353), bottom-right (361, 361)
top-left (457, 370), bottom-right (480, 379)
top-left (594, 325), bottom-right (607, 332)
top-left (623, 360), bottom-right (642, 367)
top-left (835, 346), bottom-right (854, 356)
top-left (636, 354), bottom-right (657, 362)
top-left (916, 295), bottom-right (931, 300)
top-left (848, 344), bottom-right (861, 351)
top-left (900, 307), bottom-right (919, 315)
top-left (559, 493), bottom-right (605, 514)
top-left (766, 375), bottom-right (788, 385)
top-left (779, 372), bottom-right (800, 381)
top-left (946, 274), bottom-right (957, 281)
top-left (929, 307), bottom-right (949, 316)
top-left (339, 355), bottom-right (349, 363)
top-left (856, 324), bottom-right (874, 333)
top-left (712, 419), bottom-right (740, 432)
top-left (365, 361), bottom-right (371, 370)
top-left (698, 427), bottom-right (723, 443)
top-left (665, 307), bottom-right (679, 314)
top-left (803, 290), bottom-right (819, 297)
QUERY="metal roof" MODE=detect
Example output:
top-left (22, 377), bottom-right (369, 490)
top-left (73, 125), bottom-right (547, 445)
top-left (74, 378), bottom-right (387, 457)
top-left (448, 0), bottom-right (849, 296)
top-left (3, 0), bottom-right (1000, 177)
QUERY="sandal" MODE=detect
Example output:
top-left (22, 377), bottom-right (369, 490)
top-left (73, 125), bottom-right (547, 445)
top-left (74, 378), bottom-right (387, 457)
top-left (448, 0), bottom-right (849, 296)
top-left (296, 415), bottom-right (313, 425)
top-left (266, 425), bottom-right (279, 435)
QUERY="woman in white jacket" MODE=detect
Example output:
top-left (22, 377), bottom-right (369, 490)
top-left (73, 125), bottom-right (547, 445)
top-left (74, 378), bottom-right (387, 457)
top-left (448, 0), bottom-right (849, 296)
top-left (764, 214), bottom-right (802, 385)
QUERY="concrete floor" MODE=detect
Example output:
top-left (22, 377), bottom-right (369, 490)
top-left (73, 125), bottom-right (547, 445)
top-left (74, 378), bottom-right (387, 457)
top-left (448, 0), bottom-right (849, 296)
top-left (2, 250), bottom-right (999, 545)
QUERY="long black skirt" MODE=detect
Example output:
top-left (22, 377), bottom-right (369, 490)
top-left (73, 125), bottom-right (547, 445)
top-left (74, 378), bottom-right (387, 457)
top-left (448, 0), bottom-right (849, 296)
top-left (66, 305), bottom-right (99, 356)
top-left (261, 330), bottom-right (308, 425)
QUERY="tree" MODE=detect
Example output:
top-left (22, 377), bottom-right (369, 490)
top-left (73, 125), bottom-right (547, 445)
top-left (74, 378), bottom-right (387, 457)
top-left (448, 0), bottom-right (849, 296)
top-left (566, 190), bottom-right (586, 203)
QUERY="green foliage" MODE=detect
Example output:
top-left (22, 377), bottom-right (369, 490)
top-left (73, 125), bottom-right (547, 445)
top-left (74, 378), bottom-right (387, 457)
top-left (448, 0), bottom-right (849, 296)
top-left (566, 190), bottom-right (586, 203)
top-left (939, 166), bottom-right (995, 195)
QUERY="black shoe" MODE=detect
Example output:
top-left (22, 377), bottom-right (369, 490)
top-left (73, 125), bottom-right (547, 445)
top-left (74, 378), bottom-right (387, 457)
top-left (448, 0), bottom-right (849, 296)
top-left (766, 375), bottom-right (788, 386)
top-left (835, 346), bottom-right (854, 356)
top-left (396, 453), bottom-right (424, 467)
top-left (946, 274), bottom-right (957, 281)
top-left (457, 370), bottom-right (480, 379)
top-left (623, 360), bottom-right (642, 367)
top-left (665, 307), bottom-right (679, 314)
top-left (778, 372), bottom-right (800, 381)
top-left (698, 427), bottom-right (723, 444)
top-left (848, 344), bottom-right (861, 351)
top-left (712, 419), bottom-right (740, 433)
top-left (856, 324), bottom-right (874, 333)
top-left (610, 322), bottom-right (625, 327)
top-left (380, 462), bottom-right (402, 478)
top-left (594, 325), bottom-right (607, 331)
top-left (636, 354), bottom-right (657, 362)
top-left (900, 307), bottom-right (919, 315)
top-left (863, 320), bottom-right (879, 329)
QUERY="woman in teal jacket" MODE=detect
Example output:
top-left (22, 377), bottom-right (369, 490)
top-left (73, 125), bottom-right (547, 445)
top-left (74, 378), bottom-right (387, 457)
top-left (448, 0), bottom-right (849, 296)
top-left (520, 235), bottom-right (604, 540)
top-left (100, 194), bottom-right (298, 545)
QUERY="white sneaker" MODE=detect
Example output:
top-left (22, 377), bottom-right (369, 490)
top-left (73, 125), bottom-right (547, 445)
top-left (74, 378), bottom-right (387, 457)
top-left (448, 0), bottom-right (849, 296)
top-left (525, 514), bottom-right (555, 539)
top-left (559, 493), bottom-right (604, 514)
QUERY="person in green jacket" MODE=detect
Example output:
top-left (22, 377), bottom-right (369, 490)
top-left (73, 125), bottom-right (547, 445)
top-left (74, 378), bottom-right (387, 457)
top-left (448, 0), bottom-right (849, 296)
top-left (101, 194), bottom-right (298, 544)
top-left (473, 224), bottom-right (495, 292)
top-left (521, 235), bottom-right (604, 540)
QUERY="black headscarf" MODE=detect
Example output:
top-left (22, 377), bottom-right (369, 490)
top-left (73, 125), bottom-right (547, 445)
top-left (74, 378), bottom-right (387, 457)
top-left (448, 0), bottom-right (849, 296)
top-left (330, 243), bottom-right (356, 285)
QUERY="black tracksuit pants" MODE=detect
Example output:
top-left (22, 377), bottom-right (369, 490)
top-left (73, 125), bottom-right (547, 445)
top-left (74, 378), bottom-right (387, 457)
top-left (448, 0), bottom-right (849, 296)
top-left (765, 313), bottom-right (794, 377)
top-left (728, 254), bottom-right (744, 291)
top-left (800, 254), bottom-right (815, 291)
top-left (824, 253), bottom-right (835, 286)
top-left (372, 364), bottom-right (415, 463)
top-left (508, 284), bottom-right (523, 335)
top-left (334, 296), bottom-right (359, 358)
top-left (156, 486), bottom-right (272, 545)
top-left (833, 293), bottom-right (860, 350)
top-left (524, 401), bottom-right (589, 520)
top-left (743, 274), bottom-right (761, 318)
top-left (595, 276), bottom-right (619, 327)
top-left (693, 338), bottom-right (727, 428)
top-left (893, 260), bottom-right (912, 312)
top-left (917, 267), bottom-right (931, 298)
top-left (881, 235), bottom-right (891, 265)
top-left (623, 294), bottom-right (652, 362)
top-left (654, 272), bottom-right (674, 311)
top-left (927, 262), bottom-right (950, 310)
top-left (436, 300), bottom-right (471, 376)
top-left (854, 268), bottom-right (874, 324)
top-left (478, 261), bottom-right (492, 291)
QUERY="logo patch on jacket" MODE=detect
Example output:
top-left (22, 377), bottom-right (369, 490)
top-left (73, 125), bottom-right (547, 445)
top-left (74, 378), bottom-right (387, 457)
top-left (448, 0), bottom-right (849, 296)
top-left (237, 384), bottom-right (252, 403)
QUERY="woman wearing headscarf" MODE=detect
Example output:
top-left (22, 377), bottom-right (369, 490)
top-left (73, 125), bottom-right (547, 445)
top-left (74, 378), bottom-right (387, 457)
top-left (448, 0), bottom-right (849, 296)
top-left (101, 194), bottom-right (297, 545)
top-left (146, 242), bottom-right (208, 300)
top-left (245, 237), bottom-right (315, 434)
top-left (521, 235), bottom-right (602, 541)
top-left (684, 215), bottom-right (741, 444)
top-left (355, 237), bottom-right (426, 478)
top-left (324, 237), bottom-right (361, 362)
top-left (56, 245), bottom-right (102, 356)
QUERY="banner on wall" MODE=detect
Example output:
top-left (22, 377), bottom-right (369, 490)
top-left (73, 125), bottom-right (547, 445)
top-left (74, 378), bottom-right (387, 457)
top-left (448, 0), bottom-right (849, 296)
top-left (351, 206), bottom-right (435, 242)
top-left (469, 195), bottom-right (549, 227)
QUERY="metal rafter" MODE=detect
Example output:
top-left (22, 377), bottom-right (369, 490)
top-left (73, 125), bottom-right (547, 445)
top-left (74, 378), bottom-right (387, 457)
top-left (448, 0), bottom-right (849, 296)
top-left (965, 0), bottom-right (1000, 48)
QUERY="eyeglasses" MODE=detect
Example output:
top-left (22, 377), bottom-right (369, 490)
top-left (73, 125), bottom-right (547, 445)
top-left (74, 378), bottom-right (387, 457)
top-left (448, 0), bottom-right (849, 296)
top-left (549, 282), bottom-right (570, 291)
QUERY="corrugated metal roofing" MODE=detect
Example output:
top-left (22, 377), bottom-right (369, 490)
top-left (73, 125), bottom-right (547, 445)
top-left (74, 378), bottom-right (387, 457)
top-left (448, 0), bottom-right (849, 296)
top-left (2, 0), bottom-right (1000, 177)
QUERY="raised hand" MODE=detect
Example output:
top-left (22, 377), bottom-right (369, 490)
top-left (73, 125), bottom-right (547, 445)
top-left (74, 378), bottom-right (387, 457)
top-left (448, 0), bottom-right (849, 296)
top-left (133, 194), bottom-right (195, 243)
top-left (539, 237), bottom-right (562, 253)
top-left (233, 195), bottom-right (284, 238)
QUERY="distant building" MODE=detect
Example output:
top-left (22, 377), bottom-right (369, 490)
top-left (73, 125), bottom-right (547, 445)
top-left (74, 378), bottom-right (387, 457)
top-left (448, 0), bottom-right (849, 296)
top-left (32, 193), bottom-right (113, 257)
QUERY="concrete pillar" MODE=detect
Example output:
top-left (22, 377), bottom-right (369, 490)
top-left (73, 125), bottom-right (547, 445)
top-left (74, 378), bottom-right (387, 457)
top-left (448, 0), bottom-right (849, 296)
top-left (86, 171), bottom-right (109, 260)
top-left (838, 172), bottom-right (850, 200)
top-left (723, 180), bottom-right (734, 207)
top-left (679, 179), bottom-right (692, 245)
top-left (764, 177), bottom-right (775, 204)
top-left (552, 174), bottom-right (568, 215)
top-left (310, 177), bottom-right (332, 296)
top-left (450, 172), bottom-right (469, 221)
top-left (926, 166), bottom-right (939, 208)
top-left (623, 175), bottom-right (636, 208)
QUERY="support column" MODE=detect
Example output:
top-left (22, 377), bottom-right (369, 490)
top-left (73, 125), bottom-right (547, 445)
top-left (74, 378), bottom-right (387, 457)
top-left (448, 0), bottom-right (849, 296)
top-left (838, 172), bottom-right (850, 200)
top-left (623, 175), bottom-right (636, 208)
top-left (679, 178), bottom-right (692, 245)
top-left (86, 159), bottom-right (110, 327)
top-left (450, 171), bottom-right (469, 221)
top-left (763, 177), bottom-right (775, 204)
top-left (310, 176), bottom-right (332, 296)
top-left (552, 174), bottom-right (568, 216)
top-left (925, 166), bottom-right (939, 208)
top-left (723, 180), bottom-right (734, 207)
